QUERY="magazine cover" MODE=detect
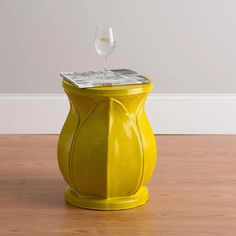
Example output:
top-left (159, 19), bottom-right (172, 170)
top-left (60, 69), bottom-right (151, 88)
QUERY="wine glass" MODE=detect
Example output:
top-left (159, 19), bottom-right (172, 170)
top-left (95, 25), bottom-right (116, 74)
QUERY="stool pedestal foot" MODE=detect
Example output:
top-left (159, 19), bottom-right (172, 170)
top-left (65, 186), bottom-right (149, 210)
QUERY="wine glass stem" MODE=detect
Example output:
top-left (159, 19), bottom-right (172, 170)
top-left (103, 56), bottom-right (107, 73)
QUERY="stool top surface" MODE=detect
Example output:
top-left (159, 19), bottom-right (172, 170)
top-left (63, 79), bottom-right (153, 96)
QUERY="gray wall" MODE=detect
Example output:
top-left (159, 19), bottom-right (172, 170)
top-left (1, 0), bottom-right (236, 94)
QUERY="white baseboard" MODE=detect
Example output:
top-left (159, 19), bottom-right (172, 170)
top-left (1, 93), bottom-right (236, 134)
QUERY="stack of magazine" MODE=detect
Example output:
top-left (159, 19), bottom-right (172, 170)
top-left (60, 69), bottom-right (150, 89)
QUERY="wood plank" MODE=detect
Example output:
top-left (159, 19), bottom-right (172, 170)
top-left (0, 135), bottom-right (236, 235)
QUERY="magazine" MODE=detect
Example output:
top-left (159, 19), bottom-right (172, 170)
top-left (60, 69), bottom-right (151, 89)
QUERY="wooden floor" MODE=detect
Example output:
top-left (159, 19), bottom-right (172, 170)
top-left (0, 135), bottom-right (236, 235)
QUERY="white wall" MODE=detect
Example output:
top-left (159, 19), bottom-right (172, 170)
top-left (0, 0), bottom-right (236, 93)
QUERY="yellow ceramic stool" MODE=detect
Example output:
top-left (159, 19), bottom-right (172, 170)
top-left (57, 79), bottom-right (157, 210)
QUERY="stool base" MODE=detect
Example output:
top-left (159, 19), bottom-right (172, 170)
top-left (65, 186), bottom-right (149, 210)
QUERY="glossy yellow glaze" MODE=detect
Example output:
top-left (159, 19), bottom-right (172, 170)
top-left (57, 80), bottom-right (157, 210)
